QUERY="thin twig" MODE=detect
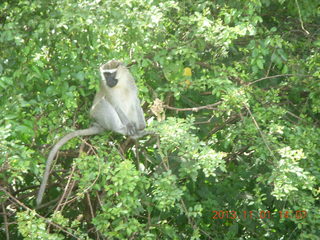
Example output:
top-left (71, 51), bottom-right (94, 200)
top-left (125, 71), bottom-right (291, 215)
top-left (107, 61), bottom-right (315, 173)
top-left (208, 115), bottom-right (240, 136)
top-left (286, 111), bottom-right (304, 121)
top-left (1, 203), bottom-right (9, 240)
top-left (248, 74), bottom-right (310, 85)
top-left (194, 115), bottom-right (215, 125)
top-left (95, 191), bottom-right (103, 208)
top-left (86, 193), bottom-right (95, 220)
top-left (54, 164), bottom-right (77, 213)
top-left (180, 199), bottom-right (195, 228)
top-left (56, 145), bottom-right (102, 207)
top-left (295, 0), bottom-right (310, 35)
top-left (265, 48), bottom-right (276, 77)
top-left (244, 104), bottom-right (275, 160)
top-left (59, 180), bottom-right (76, 213)
top-left (86, 193), bottom-right (100, 240)
top-left (35, 197), bottom-right (60, 210)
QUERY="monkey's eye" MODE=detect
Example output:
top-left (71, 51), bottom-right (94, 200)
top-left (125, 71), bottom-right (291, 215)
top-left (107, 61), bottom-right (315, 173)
top-left (104, 72), bottom-right (117, 79)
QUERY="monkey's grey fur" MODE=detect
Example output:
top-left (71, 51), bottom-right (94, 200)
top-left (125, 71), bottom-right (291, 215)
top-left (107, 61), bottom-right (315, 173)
top-left (36, 60), bottom-right (146, 206)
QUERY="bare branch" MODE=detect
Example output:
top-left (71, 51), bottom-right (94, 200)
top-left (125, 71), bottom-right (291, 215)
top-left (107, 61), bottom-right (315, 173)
top-left (164, 101), bottom-right (222, 112)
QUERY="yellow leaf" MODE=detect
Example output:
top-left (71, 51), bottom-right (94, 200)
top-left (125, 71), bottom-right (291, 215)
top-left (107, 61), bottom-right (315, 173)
top-left (183, 67), bottom-right (192, 76)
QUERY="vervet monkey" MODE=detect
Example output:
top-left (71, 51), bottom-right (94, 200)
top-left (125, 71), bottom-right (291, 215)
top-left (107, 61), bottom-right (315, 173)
top-left (36, 60), bottom-right (146, 206)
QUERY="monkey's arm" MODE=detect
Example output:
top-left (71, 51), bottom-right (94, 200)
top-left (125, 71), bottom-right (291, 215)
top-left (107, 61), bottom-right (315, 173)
top-left (114, 106), bottom-right (137, 135)
top-left (36, 126), bottom-right (103, 206)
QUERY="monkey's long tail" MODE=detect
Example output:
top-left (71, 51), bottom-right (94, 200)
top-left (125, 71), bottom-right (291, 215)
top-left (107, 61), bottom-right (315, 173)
top-left (36, 126), bottom-right (103, 206)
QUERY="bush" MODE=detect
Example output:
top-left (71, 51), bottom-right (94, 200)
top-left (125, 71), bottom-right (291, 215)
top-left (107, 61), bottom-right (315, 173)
top-left (1, 0), bottom-right (319, 239)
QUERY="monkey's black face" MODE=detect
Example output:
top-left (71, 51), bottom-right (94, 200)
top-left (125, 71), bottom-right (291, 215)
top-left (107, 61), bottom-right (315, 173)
top-left (104, 71), bottom-right (118, 88)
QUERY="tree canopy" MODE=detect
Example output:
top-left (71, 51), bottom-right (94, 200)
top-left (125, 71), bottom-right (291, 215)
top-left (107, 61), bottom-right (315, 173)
top-left (0, 0), bottom-right (319, 239)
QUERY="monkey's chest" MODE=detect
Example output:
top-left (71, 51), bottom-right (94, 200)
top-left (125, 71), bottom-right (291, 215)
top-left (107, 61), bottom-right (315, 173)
top-left (108, 92), bottom-right (136, 114)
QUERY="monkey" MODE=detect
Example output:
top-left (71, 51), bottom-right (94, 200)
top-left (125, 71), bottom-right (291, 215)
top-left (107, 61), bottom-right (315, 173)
top-left (36, 60), bottom-right (146, 206)
top-left (91, 60), bottom-right (146, 137)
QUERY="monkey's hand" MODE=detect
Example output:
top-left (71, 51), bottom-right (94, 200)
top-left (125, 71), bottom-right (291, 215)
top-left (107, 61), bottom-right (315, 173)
top-left (126, 123), bottom-right (137, 136)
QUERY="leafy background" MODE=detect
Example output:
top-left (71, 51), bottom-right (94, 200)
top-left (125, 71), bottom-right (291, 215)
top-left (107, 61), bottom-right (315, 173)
top-left (0, 0), bottom-right (319, 239)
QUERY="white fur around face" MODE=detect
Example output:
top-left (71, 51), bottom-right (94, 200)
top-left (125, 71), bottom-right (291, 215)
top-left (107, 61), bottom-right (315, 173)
top-left (102, 69), bottom-right (117, 73)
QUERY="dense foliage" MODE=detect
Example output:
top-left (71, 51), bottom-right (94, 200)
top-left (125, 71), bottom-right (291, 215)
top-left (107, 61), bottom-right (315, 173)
top-left (1, 0), bottom-right (319, 239)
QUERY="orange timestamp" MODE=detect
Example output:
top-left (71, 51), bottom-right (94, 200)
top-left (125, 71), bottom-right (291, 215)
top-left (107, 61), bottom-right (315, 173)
top-left (212, 210), bottom-right (307, 220)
